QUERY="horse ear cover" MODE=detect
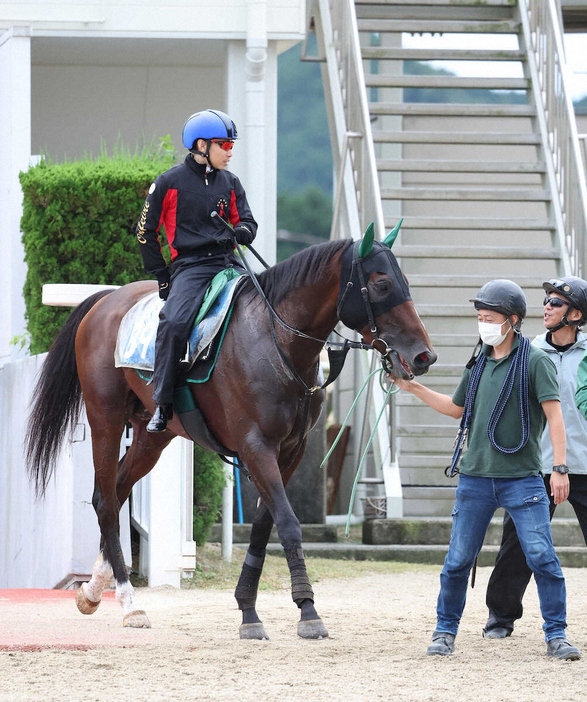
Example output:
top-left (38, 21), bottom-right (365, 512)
top-left (383, 218), bottom-right (403, 248)
top-left (358, 222), bottom-right (375, 258)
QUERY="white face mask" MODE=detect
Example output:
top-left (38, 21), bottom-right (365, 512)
top-left (478, 321), bottom-right (510, 347)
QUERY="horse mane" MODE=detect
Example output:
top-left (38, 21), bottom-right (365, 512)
top-left (244, 238), bottom-right (352, 306)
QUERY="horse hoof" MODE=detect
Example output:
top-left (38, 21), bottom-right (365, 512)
top-left (239, 622), bottom-right (270, 640)
top-left (123, 610), bottom-right (151, 628)
top-left (298, 618), bottom-right (329, 639)
top-left (75, 585), bottom-right (101, 615)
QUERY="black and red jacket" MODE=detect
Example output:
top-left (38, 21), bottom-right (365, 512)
top-left (136, 155), bottom-right (257, 282)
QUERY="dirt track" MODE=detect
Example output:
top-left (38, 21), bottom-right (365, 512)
top-left (0, 565), bottom-right (586, 702)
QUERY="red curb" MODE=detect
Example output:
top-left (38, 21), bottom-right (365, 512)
top-left (0, 589), bottom-right (116, 604)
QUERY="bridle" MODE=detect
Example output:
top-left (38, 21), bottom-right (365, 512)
top-left (235, 238), bottom-right (411, 396)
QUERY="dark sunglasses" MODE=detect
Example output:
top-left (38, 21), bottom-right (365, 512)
top-left (543, 296), bottom-right (570, 308)
top-left (210, 139), bottom-right (234, 151)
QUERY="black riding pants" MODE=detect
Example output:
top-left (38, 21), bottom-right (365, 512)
top-left (485, 473), bottom-right (587, 631)
top-left (152, 252), bottom-right (240, 406)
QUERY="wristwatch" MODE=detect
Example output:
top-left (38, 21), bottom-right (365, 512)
top-left (552, 464), bottom-right (569, 474)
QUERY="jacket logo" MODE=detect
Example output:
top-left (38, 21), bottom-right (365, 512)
top-left (216, 198), bottom-right (229, 220)
top-left (136, 201), bottom-right (149, 244)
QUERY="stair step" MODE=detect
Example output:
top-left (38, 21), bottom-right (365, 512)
top-left (373, 131), bottom-right (540, 145)
top-left (365, 74), bottom-right (528, 90)
top-left (394, 245), bottom-right (557, 258)
top-left (380, 187), bottom-right (550, 201)
top-left (362, 47), bottom-right (524, 62)
top-left (355, 0), bottom-right (516, 6)
top-left (370, 103), bottom-right (535, 117)
top-left (388, 217), bottom-right (553, 230)
top-left (363, 517), bottom-right (587, 548)
top-left (398, 454), bottom-right (454, 468)
top-left (377, 159), bottom-right (544, 173)
top-left (418, 302), bottom-right (544, 320)
top-left (357, 18), bottom-right (520, 33)
top-left (398, 424), bottom-right (460, 437)
top-left (409, 274), bottom-right (544, 287)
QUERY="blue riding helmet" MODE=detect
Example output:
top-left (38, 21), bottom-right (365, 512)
top-left (182, 109), bottom-right (238, 150)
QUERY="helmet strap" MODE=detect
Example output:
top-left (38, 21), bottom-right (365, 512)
top-left (546, 311), bottom-right (578, 333)
top-left (191, 139), bottom-right (212, 163)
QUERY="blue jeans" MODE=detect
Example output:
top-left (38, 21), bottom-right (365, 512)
top-left (436, 474), bottom-right (567, 642)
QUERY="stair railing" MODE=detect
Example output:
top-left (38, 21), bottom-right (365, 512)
top-left (519, 0), bottom-right (587, 275)
top-left (309, 0), bottom-right (385, 241)
top-left (306, 0), bottom-right (401, 516)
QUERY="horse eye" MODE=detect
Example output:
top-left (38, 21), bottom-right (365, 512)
top-left (374, 280), bottom-right (391, 294)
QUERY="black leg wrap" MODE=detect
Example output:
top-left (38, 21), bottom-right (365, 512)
top-left (234, 547), bottom-right (266, 611)
top-left (284, 545), bottom-right (314, 606)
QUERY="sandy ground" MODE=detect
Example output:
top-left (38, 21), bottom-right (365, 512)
top-left (0, 565), bottom-right (586, 702)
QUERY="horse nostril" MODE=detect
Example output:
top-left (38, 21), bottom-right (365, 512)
top-left (415, 351), bottom-right (436, 367)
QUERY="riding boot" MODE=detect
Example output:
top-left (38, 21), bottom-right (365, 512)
top-left (147, 404), bottom-right (173, 432)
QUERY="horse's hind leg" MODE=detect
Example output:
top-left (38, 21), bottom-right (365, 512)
top-left (235, 504), bottom-right (273, 640)
top-left (78, 419), bottom-right (172, 627)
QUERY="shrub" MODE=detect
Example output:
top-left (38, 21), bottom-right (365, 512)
top-left (19, 142), bottom-right (175, 353)
top-left (193, 445), bottom-right (227, 546)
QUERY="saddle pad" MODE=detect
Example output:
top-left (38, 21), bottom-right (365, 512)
top-left (115, 275), bottom-right (243, 372)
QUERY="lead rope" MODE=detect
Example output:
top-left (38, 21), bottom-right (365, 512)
top-left (487, 335), bottom-right (530, 454)
top-left (446, 333), bottom-right (531, 589)
top-left (446, 334), bottom-right (530, 478)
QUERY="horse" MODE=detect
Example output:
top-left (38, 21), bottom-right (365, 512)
top-left (25, 224), bottom-right (436, 640)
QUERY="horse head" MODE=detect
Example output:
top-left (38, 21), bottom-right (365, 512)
top-left (337, 221), bottom-right (437, 379)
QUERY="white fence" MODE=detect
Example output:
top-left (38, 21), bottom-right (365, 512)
top-left (0, 354), bottom-right (195, 588)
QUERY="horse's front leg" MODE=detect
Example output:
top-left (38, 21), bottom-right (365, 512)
top-left (235, 504), bottom-right (273, 640)
top-left (282, 523), bottom-right (328, 640)
top-left (241, 453), bottom-right (328, 640)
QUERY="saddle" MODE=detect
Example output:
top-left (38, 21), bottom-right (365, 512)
top-left (115, 269), bottom-right (243, 377)
top-left (114, 269), bottom-right (244, 458)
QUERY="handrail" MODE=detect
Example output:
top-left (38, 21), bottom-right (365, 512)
top-left (313, 0), bottom-right (386, 241)
top-left (307, 0), bottom-right (399, 516)
top-left (518, 0), bottom-right (587, 276)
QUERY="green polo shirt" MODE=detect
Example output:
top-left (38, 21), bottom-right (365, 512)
top-left (452, 337), bottom-right (560, 478)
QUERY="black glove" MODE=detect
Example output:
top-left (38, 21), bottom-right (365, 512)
top-left (157, 271), bottom-right (171, 301)
top-left (233, 223), bottom-right (254, 247)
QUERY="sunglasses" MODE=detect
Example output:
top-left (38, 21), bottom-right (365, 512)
top-left (210, 139), bottom-right (234, 151)
top-left (543, 297), bottom-right (570, 308)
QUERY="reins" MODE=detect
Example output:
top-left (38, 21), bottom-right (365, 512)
top-left (212, 213), bottom-right (386, 393)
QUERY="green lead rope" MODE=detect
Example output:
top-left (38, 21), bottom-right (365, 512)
top-left (320, 368), bottom-right (398, 537)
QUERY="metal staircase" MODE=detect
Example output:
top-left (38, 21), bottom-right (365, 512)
top-left (307, 0), bottom-right (587, 517)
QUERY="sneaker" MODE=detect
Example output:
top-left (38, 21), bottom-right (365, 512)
top-left (426, 631), bottom-right (456, 656)
top-left (546, 638), bottom-right (581, 661)
top-left (482, 626), bottom-right (512, 639)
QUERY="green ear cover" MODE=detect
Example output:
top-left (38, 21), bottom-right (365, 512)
top-left (383, 218), bottom-right (404, 248)
top-left (358, 222), bottom-right (375, 257)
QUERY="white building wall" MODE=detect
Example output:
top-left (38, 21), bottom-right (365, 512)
top-left (0, 0), bottom-right (304, 587)
top-left (0, 0), bottom-right (305, 363)
top-left (0, 354), bottom-right (133, 588)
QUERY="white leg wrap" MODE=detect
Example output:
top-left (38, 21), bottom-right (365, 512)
top-left (83, 552), bottom-right (113, 603)
top-left (116, 580), bottom-right (138, 615)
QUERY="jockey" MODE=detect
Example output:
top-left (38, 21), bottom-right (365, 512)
top-left (136, 109), bottom-right (257, 432)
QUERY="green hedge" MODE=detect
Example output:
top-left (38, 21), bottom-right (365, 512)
top-left (20, 145), bottom-right (175, 353)
top-left (193, 445), bottom-right (226, 546)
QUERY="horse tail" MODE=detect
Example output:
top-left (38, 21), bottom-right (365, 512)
top-left (25, 289), bottom-right (115, 496)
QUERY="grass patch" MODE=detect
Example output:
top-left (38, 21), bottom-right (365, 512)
top-left (181, 542), bottom-right (438, 591)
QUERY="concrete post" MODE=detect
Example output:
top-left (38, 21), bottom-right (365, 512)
top-left (0, 26), bottom-right (31, 366)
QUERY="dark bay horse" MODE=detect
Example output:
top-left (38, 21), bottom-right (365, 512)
top-left (25, 226), bottom-right (436, 639)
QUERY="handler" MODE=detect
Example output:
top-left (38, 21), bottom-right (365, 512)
top-left (393, 279), bottom-right (581, 660)
top-left (484, 276), bottom-right (587, 640)
top-left (136, 109), bottom-right (257, 432)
